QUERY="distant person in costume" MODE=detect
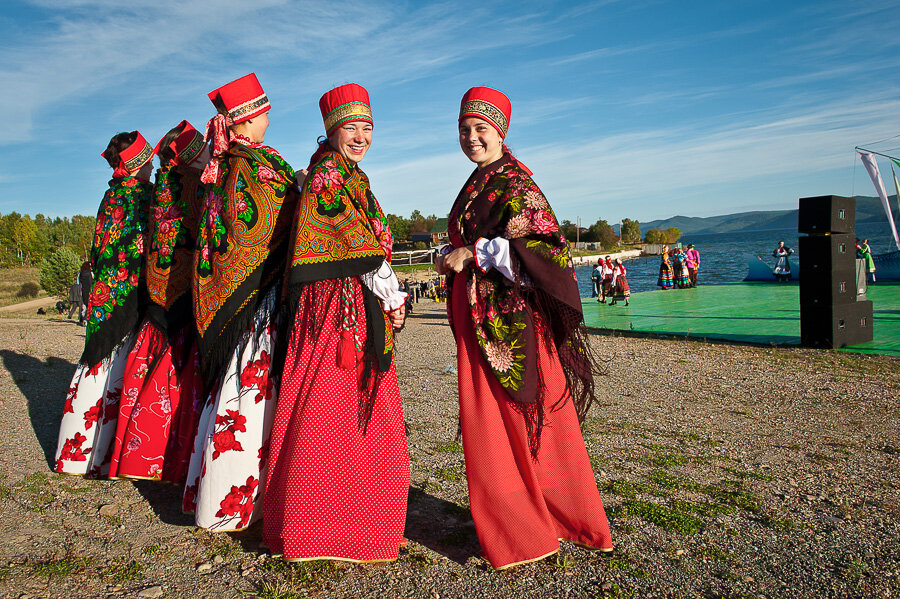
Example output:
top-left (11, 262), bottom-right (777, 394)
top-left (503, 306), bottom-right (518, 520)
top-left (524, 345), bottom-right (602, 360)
top-left (436, 86), bottom-right (612, 569)
top-left (109, 121), bottom-right (209, 484)
top-left (609, 258), bottom-right (630, 305)
top-left (263, 83), bottom-right (410, 563)
top-left (55, 131), bottom-right (154, 477)
top-left (857, 238), bottom-right (875, 282)
top-left (600, 256), bottom-right (614, 303)
top-left (658, 246), bottom-right (674, 290)
top-left (685, 243), bottom-right (700, 287)
top-left (672, 244), bottom-right (690, 288)
top-left (773, 240), bottom-right (793, 282)
top-left (183, 74), bottom-right (301, 531)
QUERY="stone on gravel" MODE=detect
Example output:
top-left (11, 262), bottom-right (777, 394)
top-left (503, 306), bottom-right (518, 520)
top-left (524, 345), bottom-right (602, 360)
top-left (137, 586), bottom-right (164, 598)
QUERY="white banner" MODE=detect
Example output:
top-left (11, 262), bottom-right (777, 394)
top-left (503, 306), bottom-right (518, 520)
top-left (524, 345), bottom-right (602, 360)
top-left (858, 151), bottom-right (900, 250)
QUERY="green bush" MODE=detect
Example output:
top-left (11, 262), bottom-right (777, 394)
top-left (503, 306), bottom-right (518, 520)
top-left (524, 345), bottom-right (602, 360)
top-left (39, 249), bottom-right (81, 300)
top-left (413, 242), bottom-right (428, 250)
top-left (16, 282), bottom-right (40, 298)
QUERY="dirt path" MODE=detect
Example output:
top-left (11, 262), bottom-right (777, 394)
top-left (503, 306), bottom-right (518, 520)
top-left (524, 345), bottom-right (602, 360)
top-left (0, 296), bottom-right (58, 314)
top-left (0, 301), bottom-right (897, 598)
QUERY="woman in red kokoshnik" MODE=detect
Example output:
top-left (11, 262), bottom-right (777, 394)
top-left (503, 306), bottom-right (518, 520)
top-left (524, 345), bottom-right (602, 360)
top-left (436, 87), bottom-right (613, 569)
top-left (55, 132), bottom-right (154, 477)
top-left (263, 83), bottom-right (410, 563)
top-left (183, 74), bottom-right (301, 531)
top-left (107, 121), bottom-right (210, 483)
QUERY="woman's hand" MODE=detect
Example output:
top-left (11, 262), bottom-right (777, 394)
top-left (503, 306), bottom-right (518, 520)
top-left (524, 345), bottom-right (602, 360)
top-left (443, 245), bottom-right (476, 273)
top-left (388, 304), bottom-right (406, 330)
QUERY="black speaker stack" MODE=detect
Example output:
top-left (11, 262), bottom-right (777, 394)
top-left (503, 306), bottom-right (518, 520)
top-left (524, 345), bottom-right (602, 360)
top-left (798, 195), bottom-right (872, 348)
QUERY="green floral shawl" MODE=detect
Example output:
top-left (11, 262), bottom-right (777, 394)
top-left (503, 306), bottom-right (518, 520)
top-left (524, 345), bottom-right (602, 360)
top-left (82, 176), bottom-right (152, 368)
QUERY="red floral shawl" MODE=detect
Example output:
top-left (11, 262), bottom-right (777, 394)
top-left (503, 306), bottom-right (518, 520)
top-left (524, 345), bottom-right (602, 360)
top-left (81, 176), bottom-right (152, 368)
top-left (193, 141), bottom-right (299, 383)
top-left (447, 152), bottom-right (597, 454)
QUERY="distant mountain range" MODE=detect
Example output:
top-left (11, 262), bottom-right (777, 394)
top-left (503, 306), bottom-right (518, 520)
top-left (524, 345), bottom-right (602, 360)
top-left (630, 195), bottom-right (897, 236)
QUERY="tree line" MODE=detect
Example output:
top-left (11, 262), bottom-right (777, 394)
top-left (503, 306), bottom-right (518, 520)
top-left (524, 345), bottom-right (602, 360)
top-left (0, 212), bottom-right (95, 268)
top-left (558, 217), bottom-right (681, 249)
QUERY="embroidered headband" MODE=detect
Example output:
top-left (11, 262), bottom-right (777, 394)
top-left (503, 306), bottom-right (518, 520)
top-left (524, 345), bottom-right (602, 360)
top-left (153, 120), bottom-right (206, 167)
top-left (102, 131), bottom-right (154, 172)
top-left (459, 86), bottom-right (511, 138)
top-left (319, 83), bottom-right (373, 135)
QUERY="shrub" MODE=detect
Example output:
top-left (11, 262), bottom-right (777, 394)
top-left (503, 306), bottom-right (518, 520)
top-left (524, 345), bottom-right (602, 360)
top-left (39, 249), bottom-right (81, 300)
top-left (16, 282), bottom-right (40, 298)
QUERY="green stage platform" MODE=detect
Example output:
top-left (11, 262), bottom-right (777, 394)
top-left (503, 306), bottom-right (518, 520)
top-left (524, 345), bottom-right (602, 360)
top-left (582, 282), bottom-right (900, 357)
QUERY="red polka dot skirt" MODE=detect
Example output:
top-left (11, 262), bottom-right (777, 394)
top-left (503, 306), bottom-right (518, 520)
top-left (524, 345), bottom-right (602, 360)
top-left (263, 278), bottom-right (410, 562)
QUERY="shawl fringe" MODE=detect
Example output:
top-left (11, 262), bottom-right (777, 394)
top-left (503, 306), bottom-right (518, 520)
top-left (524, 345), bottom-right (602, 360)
top-left (282, 279), bottom-right (387, 434)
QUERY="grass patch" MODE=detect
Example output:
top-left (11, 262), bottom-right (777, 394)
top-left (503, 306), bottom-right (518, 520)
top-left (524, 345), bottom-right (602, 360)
top-left (612, 500), bottom-right (704, 534)
top-left (434, 440), bottom-right (464, 454)
top-left (258, 558), bottom-right (343, 589)
top-left (434, 465), bottom-right (463, 482)
top-left (109, 560), bottom-right (143, 584)
top-left (9, 472), bottom-right (55, 511)
top-left (254, 581), bottom-right (304, 599)
top-left (143, 543), bottom-right (163, 556)
top-left (603, 479), bottom-right (652, 498)
top-left (400, 546), bottom-right (434, 572)
top-left (32, 555), bottom-right (90, 579)
top-left (197, 531), bottom-right (242, 559)
top-left (697, 543), bottom-right (735, 561)
top-left (647, 453), bottom-right (687, 468)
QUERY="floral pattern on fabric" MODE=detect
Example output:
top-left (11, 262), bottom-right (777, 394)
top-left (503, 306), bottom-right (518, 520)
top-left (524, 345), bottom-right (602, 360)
top-left (82, 177), bottom-right (152, 368)
top-left (145, 166), bottom-right (203, 313)
top-left (448, 155), bottom-right (575, 404)
top-left (193, 141), bottom-right (298, 381)
top-left (288, 150), bottom-right (390, 275)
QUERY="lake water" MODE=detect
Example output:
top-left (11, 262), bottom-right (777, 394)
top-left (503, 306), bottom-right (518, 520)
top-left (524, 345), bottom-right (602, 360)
top-left (575, 221), bottom-right (897, 297)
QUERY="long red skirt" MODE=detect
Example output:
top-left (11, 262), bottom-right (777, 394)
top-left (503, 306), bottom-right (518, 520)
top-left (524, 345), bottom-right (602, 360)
top-left (452, 279), bottom-right (613, 569)
top-left (107, 319), bottom-right (204, 483)
top-left (263, 278), bottom-right (410, 562)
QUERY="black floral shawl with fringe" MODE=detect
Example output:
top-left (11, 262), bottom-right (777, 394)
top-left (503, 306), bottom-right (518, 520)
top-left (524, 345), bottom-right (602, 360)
top-left (193, 142), bottom-right (299, 384)
top-left (284, 148), bottom-right (394, 432)
top-left (81, 177), bottom-right (152, 368)
top-left (447, 152), bottom-right (599, 456)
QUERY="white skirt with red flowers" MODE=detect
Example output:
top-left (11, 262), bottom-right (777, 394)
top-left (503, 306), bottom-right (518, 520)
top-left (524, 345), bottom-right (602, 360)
top-left (54, 333), bottom-right (135, 477)
top-left (182, 290), bottom-right (278, 531)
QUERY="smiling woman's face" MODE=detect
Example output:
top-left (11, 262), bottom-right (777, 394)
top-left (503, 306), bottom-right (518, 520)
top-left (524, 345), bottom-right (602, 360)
top-left (458, 117), bottom-right (503, 168)
top-left (329, 121), bottom-right (373, 163)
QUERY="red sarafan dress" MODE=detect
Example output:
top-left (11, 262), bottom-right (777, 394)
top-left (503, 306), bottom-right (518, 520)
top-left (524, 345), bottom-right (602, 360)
top-left (263, 139), bottom-right (409, 562)
top-left (447, 149), bottom-right (612, 569)
top-left (108, 143), bottom-right (206, 483)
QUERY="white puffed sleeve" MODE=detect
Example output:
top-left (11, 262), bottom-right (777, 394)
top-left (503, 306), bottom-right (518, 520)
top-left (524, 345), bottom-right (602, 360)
top-left (361, 260), bottom-right (408, 312)
top-left (474, 237), bottom-right (516, 281)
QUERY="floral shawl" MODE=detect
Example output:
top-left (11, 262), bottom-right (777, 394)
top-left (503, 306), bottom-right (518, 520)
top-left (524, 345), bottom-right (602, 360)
top-left (82, 177), bottom-right (152, 368)
top-left (285, 148), bottom-right (394, 430)
top-left (145, 165), bottom-right (203, 335)
top-left (193, 141), bottom-right (299, 383)
top-left (447, 152), bottom-right (597, 455)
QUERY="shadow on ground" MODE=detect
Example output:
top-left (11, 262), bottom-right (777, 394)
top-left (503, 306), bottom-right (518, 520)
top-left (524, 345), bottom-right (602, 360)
top-left (405, 486), bottom-right (478, 564)
top-left (0, 349), bottom-right (75, 469)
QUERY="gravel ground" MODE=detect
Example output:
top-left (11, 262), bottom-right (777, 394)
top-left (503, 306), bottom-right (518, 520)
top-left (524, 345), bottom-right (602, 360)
top-left (0, 300), bottom-right (898, 599)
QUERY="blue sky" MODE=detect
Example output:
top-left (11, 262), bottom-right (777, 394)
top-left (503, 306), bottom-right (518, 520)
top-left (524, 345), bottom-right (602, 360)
top-left (2, 0), bottom-right (900, 226)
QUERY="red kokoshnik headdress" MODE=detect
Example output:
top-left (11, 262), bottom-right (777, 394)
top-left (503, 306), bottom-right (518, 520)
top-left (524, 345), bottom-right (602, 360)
top-left (102, 131), bottom-right (154, 177)
top-left (459, 86), bottom-right (531, 175)
top-left (319, 83), bottom-right (373, 135)
top-left (202, 73), bottom-right (270, 183)
top-left (459, 86), bottom-right (511, 138)
top-left (154, 120), bottom-right (206, 168)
